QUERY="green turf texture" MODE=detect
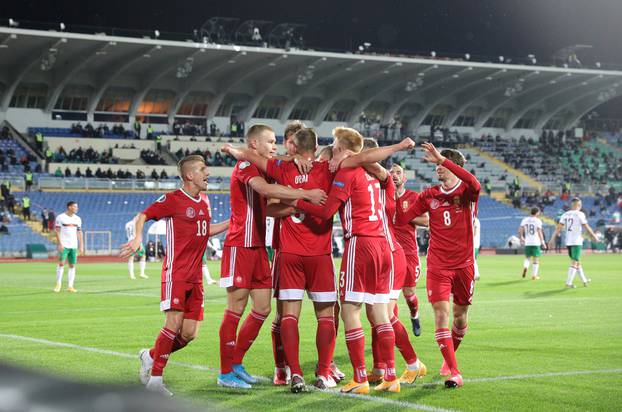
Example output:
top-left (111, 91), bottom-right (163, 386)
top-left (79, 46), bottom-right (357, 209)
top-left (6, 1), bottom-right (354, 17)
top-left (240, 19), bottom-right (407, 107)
top-left (0, 254), bottom-right (621, 411)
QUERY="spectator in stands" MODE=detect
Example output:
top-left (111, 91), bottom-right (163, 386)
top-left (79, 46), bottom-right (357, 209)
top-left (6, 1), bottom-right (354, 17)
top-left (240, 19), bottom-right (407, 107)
top-left (54, 167), bottom-right (62, 177)
top-left (157, 241), bottom-right (165, 259)
top-left (21, 195), bottom-right (30, 220)
top-left (1, 179), bottom-right (10, 199)
top-left (75, 168), bottom-right (82, 178)
top-left (146, 240), bottom-right (157, 261)
top-left (85, 167), bottom-right (93, 178)
top-left (150, 169), bottom-right (159, 180)
top-left (41, 208), bottom-right (50, 233)
top-left (159, 170), bottom-right (168, 179)
top-left (133, 119), bottom-right (142, 139)
top-left (64, 167), bottom-right (71, 178)
top-left (106, 168), bottom-right (113, 179)
top-left (210, 121), bottom-right (217, 136)
top-left (47, 210), bottom-right (55, 232)
top-left (35, 131), bottom-right (44, 151)
top-left (147, 124), bottom-right (154, 139)
top-left (0, 222), bottom-right (8, 235)
top-left (136, 170), bottom-right (145, 179)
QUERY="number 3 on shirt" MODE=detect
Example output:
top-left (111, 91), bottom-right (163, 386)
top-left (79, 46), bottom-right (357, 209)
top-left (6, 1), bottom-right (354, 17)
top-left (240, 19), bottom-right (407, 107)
top-left (196, 220), bottom-right (208, 236)
top-left (367, 183), bottom-right (381, 221)
top-left (443, 210), bottom-right (452, 226)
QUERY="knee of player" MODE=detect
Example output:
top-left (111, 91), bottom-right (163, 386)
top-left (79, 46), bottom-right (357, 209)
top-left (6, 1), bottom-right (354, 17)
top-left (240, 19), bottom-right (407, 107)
top-left (254, 304), bottom-right (271, 317)
top-left (181, 331), bottom-right (198, 342)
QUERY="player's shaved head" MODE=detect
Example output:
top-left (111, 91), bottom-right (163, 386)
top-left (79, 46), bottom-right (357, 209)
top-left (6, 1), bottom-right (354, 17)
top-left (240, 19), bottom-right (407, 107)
top-left (246, 124), bottom-right (274, 141)
top-left (292, 127), bottom-right (318, 154)
top-left (362, 138), bottom-right (379, 150)
top-left (178, 154), bottom-right (205, 181)
top-left (571, 198), bottom-right (582, 209)
top-left (333, 127), bottom-right (364, 153)
top-left (440, 148), bottom-right (466, 167)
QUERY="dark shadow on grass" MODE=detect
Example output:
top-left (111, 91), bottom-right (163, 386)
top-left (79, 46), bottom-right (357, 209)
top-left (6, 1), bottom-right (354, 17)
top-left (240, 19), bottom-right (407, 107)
top-left (86, 287), bottom-right (152, 295)
top-left (3, 290), bottom-right (57, 297)
top-left (523, 288), bottom-right (569, 299)
top-left (486, 279), bottom-right (526, 287)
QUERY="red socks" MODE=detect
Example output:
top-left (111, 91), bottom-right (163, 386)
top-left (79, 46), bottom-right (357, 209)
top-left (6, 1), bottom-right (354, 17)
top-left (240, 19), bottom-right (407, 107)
top-left (435, 328), bottom-right (459, 375)
top-left (219, 309), bottom-right (242, 374)
top-left (232, 310), bottom-right (268, 365)
top-left (280, 315), bottom-right (302, 376)
top-left (404, 293), bottom-right (419, 318)
top-left (271, 317), bottom-right (286, 368)
top-left (370, 325), bottom-right (386, 370)
top-left (345, 328), bottom-right (367, 383)
top-left (452, 324), bottom-right (468, 352)
top-left (391, 315), bottom-right (417, 365)
top-left (316, 316), bottom-right (336, 378)
top-left (150, 327), bottom-right (176, 376)
top-left (375, 323), bottom-right (397, 381)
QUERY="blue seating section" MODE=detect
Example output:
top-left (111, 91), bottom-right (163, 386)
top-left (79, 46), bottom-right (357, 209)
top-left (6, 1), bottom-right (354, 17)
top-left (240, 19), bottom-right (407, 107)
top-left (28, 127), bottom-right (128, 140)
top-left (23, 192), bottom-right (231, 251)
top-left (0, 218), bottom-right (55, 254)
top-left (476, 196), bottom-right (533, 247)
top-left (0, 138), bottom-right (38, 176)
top-left (540, 197), bottom-right (618, 227)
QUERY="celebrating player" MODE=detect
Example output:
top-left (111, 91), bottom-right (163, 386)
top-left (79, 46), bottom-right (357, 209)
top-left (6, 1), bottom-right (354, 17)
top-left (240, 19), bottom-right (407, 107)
top-left (125, 216), bottom-right (148, 280)
top-left (519, 208), bottom-right (546, 280)
top-left (397, 142), bottom-right (480, 389)
top-left (548, 198), bottom-right (598, 288)
top-left (217, 124), bottom-right (327, 389)
top-left (119, 155), bottom-right (229, 396)
top-left (54, 201), bottom-right (83, 293)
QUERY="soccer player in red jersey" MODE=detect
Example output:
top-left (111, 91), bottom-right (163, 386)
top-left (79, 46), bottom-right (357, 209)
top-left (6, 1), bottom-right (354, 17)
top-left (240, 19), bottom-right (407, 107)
top-left (223, 127), bottom-right (338, 392)
top-left (119, 155), bottom-right (229, 396)
top-left (291, 128), bottom-right (414, 394)
top-left (334, 139), bottom-right (426, 388)
top-left (217, 124), bottom-right (327, 389)
top-left (390, 164), bottom-right (429, 337)
top-left (397, 142), bottom-right (480, 389)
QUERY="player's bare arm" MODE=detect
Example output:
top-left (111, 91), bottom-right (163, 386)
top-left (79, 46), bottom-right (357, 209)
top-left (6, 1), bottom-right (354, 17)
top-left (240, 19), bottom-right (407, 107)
top-left (55, 227), bottom-right (62, 253)
top-left (538, 228), bottom-right (547, 249)
top-left (518, 226), bottom-right (525, 244)
top-left (78, 229), bottom-right (84, 255)
top-left (248, 176), bottom-right (327, 205)
top-left (329, 138), bottom-right (415, 174)
top-left (221, 145), bottom-right (268, 173)
top-left (120, 213), bottom-right (147, 259)
top-left (266, 199), bottom-right (296, 217)
top-left (582, 223), bottom-right (599, 241)
top-left (413, 214), bottom-right (429, 227)
top-left (210, 219), bottom-right (230, 236)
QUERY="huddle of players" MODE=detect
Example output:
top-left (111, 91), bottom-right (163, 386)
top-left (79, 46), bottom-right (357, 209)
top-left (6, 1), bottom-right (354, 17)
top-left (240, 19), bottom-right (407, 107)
top-left (124, 121), bottom-right (481, 396)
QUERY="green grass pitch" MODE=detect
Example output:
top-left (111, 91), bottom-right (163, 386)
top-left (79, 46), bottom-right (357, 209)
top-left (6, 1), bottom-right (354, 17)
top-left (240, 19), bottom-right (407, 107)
top-left (1, 254), bottom-right (621, 411)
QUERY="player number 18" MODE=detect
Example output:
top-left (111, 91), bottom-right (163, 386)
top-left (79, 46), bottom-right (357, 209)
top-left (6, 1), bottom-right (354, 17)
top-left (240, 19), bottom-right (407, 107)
top-left (196, 220), bottom-right (208, 236)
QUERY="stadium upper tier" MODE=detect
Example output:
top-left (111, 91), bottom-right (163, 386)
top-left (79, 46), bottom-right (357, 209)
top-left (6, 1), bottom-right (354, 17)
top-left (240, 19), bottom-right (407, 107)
top-left (0, 27), bottom-right (621, 135)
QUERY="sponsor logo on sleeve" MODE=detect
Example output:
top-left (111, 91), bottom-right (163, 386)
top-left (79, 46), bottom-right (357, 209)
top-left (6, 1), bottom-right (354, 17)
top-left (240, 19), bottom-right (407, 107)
top-left (333, 180), bottom-right (345, 188)
top-left (156, 194), bottom-right (166, 203)
top-left (239, 161), bottom-right (250, 170)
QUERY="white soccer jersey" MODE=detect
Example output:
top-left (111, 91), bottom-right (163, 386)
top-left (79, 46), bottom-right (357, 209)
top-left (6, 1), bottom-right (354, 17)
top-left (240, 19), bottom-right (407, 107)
top-left (520, 216), bottom-right (543, 246)
top-left (125, 220), bottom-right (136, 241)
top-left (55, 213), bottom-right (82, 248)
top-left (559, 210), bottom-right (588, 246)
top-left (473, 217), bottom-right (481, 249)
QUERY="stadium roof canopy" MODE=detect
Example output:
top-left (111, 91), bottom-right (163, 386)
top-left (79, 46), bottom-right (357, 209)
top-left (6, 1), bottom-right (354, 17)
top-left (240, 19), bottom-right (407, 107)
top-left (1, 27), bottom-right (621, 131)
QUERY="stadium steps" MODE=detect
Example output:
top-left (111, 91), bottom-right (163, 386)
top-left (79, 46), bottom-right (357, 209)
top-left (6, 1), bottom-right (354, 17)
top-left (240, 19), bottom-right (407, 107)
top-left (490, 192), bottom-right (556, 225)
top-left (467, 145), bottom-right (543, 190)
top-left (20, 212), bottom-right (57, 244)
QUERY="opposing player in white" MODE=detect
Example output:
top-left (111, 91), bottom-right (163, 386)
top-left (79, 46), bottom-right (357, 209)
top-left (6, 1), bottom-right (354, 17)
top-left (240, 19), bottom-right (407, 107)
top-left (549, 198), bottom-right (598, 288)
top-left (473, 217), bottom-right (481, 280)
top-left (125, 217), bottom-right (148, 280)
top-left (519, 208), bottom-right (546, 280)
top-left (54, 201), bottom-right (83, 292)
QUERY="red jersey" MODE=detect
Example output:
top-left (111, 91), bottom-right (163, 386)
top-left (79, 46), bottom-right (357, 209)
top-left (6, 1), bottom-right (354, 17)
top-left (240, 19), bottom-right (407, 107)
top-left (266, 158), bottom-right (334, 256)
top-left (332, 167), bottom-right (385, 239)
top-left (143, 189), bottom-right (212, 283)
top-left (224, 160), bottom-right (267, 248)
top-left (379, 177), bottom-right (401, 252)
top-left (393, 188), bottom-right (420, 256)
top-left (398, 159), bottom-right (480, 270)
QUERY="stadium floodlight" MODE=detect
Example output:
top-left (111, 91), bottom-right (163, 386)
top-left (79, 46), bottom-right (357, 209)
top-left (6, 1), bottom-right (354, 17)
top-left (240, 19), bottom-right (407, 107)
top-left (465, 53), bottom-right (470, 60)
top-left (9, 18), bottom-right (19, 27)
top-left (430, 51), bottom-right (436, 58)
top-left (498, 56), bottom-right (504, 63)
top-left (154, 30), bottom-right (160, 39)
top-left (59, 22), bottom-right (66, 31)
top-left (595, 62), bottom-right (601, 68)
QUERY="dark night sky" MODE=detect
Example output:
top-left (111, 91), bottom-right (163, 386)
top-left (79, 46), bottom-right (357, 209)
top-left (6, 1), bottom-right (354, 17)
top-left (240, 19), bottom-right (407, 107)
top-left (3, 0), bottom-right (622, 65)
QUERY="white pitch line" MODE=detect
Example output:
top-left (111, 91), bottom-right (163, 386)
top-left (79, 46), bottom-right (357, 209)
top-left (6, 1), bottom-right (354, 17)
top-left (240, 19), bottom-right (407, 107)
top-left (0, 333), bottom-right (454, 412)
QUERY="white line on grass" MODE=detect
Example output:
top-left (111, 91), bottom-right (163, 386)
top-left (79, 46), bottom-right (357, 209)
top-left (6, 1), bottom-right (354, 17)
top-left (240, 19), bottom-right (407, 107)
top-left (0, 333), bottom-right (455, 412)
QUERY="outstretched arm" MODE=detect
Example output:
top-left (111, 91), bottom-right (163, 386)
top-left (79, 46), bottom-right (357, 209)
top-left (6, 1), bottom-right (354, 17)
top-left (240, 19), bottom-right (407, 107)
top-left (221, 145), bottom-right (268, 173)
top-left (331, 138), bottom-right (415, 173)
top-left (248, 176), bottom-right (327, 205)
top-left (294, 195), bottom-right (342, 220)
top-left (266, 199), bottom-right (296, 217)
top-left (421, 142), bottom-right (481, 193)
top-left (413, 214), bottom-right (429, 227)
top-left (210, 220), bottom-right (229, 236)
top-left (120, 213), bottom-right (147, 259)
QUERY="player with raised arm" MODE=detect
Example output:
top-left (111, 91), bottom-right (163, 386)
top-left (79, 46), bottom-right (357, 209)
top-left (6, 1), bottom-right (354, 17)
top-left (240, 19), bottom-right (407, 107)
top-left (390, 164), bottom-right (429, 336)
top-left (125, 217), bottom-right (148, 280)
top-left (291, 128), bottom-right (414, 394)
top-left (548, 198), bottom-right (598, 288)
top-left (119, 155), bottom-right (229, 396)
top-left (519, 208), bottom-right (546, 280)
top-left (397, 142), bottom-right (480, 389)
top-left (54, 201), bottom-right (83, 293)
top-left (217, 124), bottom-right (327, 389)
top-left (223, 127), bottom-right (339, 392)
